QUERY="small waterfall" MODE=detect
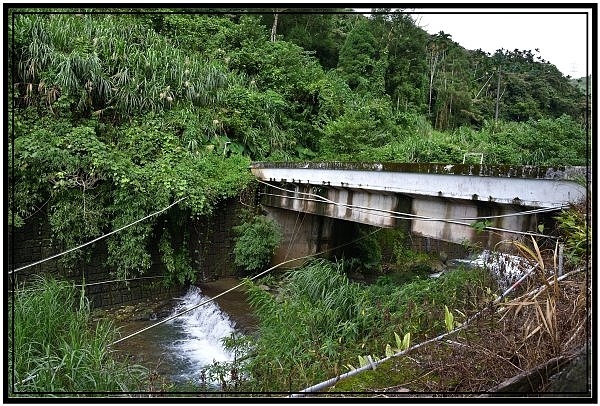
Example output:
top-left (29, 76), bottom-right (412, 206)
top-left (449, 250), bottom-right (532, 291)
top-left (164, 285), bottom-right (236, 383)
top-left (474, 250), bottom-right (533, 291)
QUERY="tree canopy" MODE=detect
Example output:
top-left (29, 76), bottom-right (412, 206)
top-left (8, 8), bottom-right (590, 282)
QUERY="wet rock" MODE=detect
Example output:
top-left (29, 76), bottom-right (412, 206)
top-left (94, 298), bottom-right (178, 324)
top-left (132, 311), bottom-right (154, 321)
top-left (429, 260), bottom-right (447, 273)
top-left (123, 305), bottom-right (135, 313)
top-left (439, 251), bottom-right (448, 264)
top-left (348, 271), bottom-right (366, 281)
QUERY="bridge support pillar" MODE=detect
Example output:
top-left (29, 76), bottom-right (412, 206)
top-left (264, 206), bottom-right (333, 268)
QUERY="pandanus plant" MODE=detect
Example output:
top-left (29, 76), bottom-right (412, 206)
top-left (13, 13), bottom-right (233, 121)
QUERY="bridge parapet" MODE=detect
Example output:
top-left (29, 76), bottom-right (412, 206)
top-left (251, 161), bottom-right (587, 180)
top-left (252, 162), bottom-right (589, 253)
top-left (251, 162), bottom-right (587, 208)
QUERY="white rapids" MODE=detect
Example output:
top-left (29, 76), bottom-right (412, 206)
top-left (447, 249), bottom-right (534, 291)
top-left (164, 285), bottom-right (237, 383)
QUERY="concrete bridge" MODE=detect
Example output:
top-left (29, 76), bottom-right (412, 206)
top-left (250, 162), bottom-right (587, 265)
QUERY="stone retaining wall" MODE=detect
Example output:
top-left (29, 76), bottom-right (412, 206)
top-left (191, 198), bottom-right (245, 281)
top-left (8, 213), bottom-right (182, 308)
top-left (8, 197), bottom-right (248, 308)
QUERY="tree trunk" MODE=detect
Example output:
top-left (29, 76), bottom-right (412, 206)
top-left (428, 53), bottom-right (437, 117)
top-left (494, 65), bottom-right (502, 121)
top-left (271, 10), bottom-right (280, 42)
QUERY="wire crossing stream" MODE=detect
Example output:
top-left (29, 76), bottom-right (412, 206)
top-left (163, 286), bottom-right (237, 383)
top-left (111, 278), bottom-right (257, 386)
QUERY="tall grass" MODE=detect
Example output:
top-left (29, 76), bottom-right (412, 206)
top-left (243, 259), bottom-right (373, 391)
top-left (238, 259), bottom-right (490, 392)
top-left (368, 265), bottom-right (491, 340)
top-left (8, 275), bottom-right (148, 395)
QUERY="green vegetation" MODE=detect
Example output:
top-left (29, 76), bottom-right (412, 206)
top-left (352, 113), bottom-right (587, 165)
top-left (211, 258), bottom-right (490, 392)
top-left (335, 224), bottom-right (383, 275)
top-left (556, 203), bottom-right (591, 266)
top-left (8, 8), bottom-right (591, 395)
top-left (8, 276), bottom-right (148, 394)
top-left (205, 200), bottom-right (590, 393)
top-left (9, 9), bottom-right (589, 282)
top-left (233, 213), bottom-right (282, 273)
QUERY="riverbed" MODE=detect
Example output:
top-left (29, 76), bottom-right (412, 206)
top-left (106, 277), bottom-right (258, 386)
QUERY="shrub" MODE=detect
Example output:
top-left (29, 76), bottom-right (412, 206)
top-left (242, 259), bottom-right (373, 391)
top-left (234, 259), bottom-right (490, 392)
top-left (233, 214), bottom-right (282, 273)
top-left (556, 204), bottom-right (591, 266)
top-left (342, 224), bottom-right (382, 273)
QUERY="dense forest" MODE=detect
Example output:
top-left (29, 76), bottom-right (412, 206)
top-left (7, 8), bottom-right (592, 395)
top-left (8, 8), bottom-right (590, 282)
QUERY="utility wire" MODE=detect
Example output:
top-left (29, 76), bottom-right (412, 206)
top-left (291, 246), bottom-right (585, 396)
top-left (9, 197), bottom-right (187, 274)
top-left (11, 175), bottom-right (572, 386)
top-left (21, 197), bottom-right (52, 221)
top-left (11, 197), bottom-right (186, 388)
top-left (287, 211), bottom-right (307, 260)
top-left (8, 276), bottom-right (165, 294)
top-left (261, 191), bottom-right (562, 223)
top-left (74, 276), bottom-right (165, 288)
top-left (290, 260), bottom-right (545, 397)
top-left (291, 266), bottom-right (586, 396)
top-left (258, 180), bottom-right (565, 222)
top-left (284, 209), bottom-right (302, 261)
top-left (259, 187), bottom-right (560, 239)
top-left (10, 178), bottom-right (567, 385)
top-left (109, 227), bottom-right (382, 347)
top-left (16, 229), bottom-right (383, 388)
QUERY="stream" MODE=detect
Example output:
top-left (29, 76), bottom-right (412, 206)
top-left (112, 278), bottom-right (257, 386)
top-left (110, 251), bottom-right (526, 388)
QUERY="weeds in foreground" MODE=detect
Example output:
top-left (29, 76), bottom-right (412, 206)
top-left (204, 258), bottom-right (489, 392)
top-left (193, 208), bottom-right (590, 395)
top-left (8, 276), bottom-right (149, 395)
top-left (353, 236), bottom-right (589, 395)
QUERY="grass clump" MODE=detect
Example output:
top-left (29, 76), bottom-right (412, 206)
top-left (224, 259), bottom-right (490, 392)
top-left (8, 275), bottom-right (148, 395)
top-left (241, 259), bottom-right (372, 392)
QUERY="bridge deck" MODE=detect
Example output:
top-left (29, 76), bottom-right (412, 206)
top-left (251, 162), bottom-right (587, 208)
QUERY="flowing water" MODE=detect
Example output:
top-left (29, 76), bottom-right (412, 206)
top-left (447, 249), bottom-right (531, 291)
top-left (113, 278), bottom-right (257, 386)
top-left (163, 286), bottom-right (237, 384)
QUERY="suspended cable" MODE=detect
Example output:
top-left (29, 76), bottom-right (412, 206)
top-left (285, 213), bottom-right (305, 261)
top-left (290, 260), bottom-right (546, 397)
top-left (73, 276), bottom-right (164, 288)
top-left (9, 197), bottom-right (187, 274)
top-left (8, 276), bottom-right (165, 294)
top-left (292, 266), bottom-right (586, 396)
top-left (284, 209), bottom-right (302, 261)
top-left (108, 227), bottom-right (382, 347)
top-left (259, 189), bottom-right (559, 240)
top-left (11, 197), bottom-right (186, 388)
top-left (21, 196), bottom-right (52, 221)
top-left (258, 180), bottom-right (565, 222)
